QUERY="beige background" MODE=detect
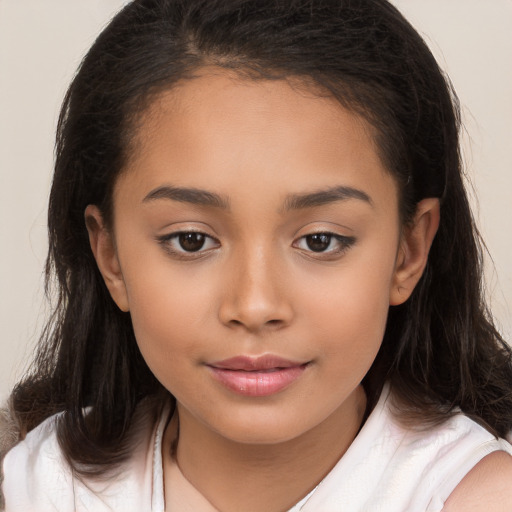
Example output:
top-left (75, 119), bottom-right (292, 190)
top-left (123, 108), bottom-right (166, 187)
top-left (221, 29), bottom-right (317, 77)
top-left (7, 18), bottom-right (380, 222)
top-left (1, 0), bottom-right (511, 400)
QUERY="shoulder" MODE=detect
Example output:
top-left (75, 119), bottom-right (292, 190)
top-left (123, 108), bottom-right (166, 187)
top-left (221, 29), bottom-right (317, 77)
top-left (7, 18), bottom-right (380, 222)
top-left (443, 450), bottom-right (512, 512)
top-left (382, 393), bottom-right (512, 510)
top-left (1, 411), bottom-right (76, 511)
top-left (1, 403), bottom-right (165, 512)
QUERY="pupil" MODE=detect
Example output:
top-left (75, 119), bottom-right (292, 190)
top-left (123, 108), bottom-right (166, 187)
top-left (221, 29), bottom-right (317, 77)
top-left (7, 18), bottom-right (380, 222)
top-left (306, 234), bottom-right (331, 252)
top-left (179, 233), bottom-right (205, 252)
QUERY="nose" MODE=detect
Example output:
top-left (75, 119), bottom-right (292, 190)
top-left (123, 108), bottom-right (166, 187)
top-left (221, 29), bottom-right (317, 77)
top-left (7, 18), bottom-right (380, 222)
top-left (218, 245), bottom-right (294, 333)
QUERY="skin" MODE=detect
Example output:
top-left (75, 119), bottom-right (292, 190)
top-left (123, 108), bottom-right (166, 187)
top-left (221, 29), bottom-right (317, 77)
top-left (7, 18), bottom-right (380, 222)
top-left (444, 452), bottom-right (512, 511)
top-left (85, 69), bottom-right (512, 511)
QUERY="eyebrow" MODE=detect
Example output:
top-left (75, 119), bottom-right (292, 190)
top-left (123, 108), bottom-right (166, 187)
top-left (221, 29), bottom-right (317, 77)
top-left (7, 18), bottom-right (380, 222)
top-left (283, 186), bottom-right (373, 211)
top-left (143, 185), bottom-right (230, 210)
top-left (142, 184), bottom-right (372, 212)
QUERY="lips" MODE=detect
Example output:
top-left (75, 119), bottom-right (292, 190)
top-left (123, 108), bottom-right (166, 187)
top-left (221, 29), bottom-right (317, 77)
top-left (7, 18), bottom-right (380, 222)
top-left (207, 355), bottom-right (309, 397)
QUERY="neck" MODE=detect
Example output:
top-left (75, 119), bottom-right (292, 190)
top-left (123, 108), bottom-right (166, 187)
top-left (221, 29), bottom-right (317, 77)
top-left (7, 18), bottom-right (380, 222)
top-left (164, 385), bottom-right (366, 512)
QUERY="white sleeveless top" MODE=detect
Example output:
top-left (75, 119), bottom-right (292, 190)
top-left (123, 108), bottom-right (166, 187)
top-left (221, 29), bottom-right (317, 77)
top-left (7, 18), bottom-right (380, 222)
top-left (3, 387), bottom-right (512, 512)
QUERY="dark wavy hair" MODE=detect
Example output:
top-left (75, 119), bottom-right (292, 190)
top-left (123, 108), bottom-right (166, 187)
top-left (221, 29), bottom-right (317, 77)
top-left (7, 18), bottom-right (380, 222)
top-left (10, 0), bottom-right (512, 474)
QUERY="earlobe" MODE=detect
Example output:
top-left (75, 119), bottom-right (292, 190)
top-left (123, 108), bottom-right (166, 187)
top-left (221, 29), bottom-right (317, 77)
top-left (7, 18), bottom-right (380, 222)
top-left (84, 205), bottom-right (130, 312)
top-left (389, 198), bottom-right (440, 306)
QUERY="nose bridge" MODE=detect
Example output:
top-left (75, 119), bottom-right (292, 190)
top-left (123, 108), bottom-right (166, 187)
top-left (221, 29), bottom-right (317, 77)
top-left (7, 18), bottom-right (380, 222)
top-left (219, 239), bottom-right (292, 331)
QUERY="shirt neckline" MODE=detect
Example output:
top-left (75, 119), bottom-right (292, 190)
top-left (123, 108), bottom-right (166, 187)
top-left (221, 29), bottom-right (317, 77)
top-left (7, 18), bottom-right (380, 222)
top-left (151, 386), bottom-right (391, 511)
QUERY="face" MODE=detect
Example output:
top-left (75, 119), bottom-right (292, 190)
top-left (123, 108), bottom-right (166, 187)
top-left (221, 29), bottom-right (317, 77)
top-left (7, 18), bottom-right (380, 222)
top-left (88, 70), bottom-right (430, 445)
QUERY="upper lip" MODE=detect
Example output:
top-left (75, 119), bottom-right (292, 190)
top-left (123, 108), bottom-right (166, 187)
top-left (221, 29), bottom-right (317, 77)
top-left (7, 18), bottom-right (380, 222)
top-left (208, 355), bottom-right (305, 371)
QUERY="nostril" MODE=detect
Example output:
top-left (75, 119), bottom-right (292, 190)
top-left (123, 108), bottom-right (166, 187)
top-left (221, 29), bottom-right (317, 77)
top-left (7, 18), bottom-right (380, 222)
top-left (218, 289), bottom-right (294, 331)
top-left (226, 318), bottom-right (284, 330)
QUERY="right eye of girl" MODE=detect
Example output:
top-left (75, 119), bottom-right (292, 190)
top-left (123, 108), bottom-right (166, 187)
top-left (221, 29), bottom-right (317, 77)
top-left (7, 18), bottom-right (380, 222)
top-left (158, 231), bottom-right (220, 256)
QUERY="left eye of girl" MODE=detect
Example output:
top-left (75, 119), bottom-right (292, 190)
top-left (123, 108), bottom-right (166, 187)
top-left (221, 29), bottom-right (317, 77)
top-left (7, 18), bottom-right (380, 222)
top-left (293, 233), bottom-right (356, 255)
top-left (158, 231), bottom-right (220, 255)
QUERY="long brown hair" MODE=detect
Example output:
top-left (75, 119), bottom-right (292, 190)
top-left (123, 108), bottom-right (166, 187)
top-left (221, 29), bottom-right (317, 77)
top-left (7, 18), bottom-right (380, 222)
top-left (10, 0), bottom-right (512, 474)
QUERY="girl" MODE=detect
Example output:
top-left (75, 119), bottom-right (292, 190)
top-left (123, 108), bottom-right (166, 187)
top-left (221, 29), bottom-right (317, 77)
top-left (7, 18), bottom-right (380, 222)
top-left (2, 0), bottom-right (512, 510)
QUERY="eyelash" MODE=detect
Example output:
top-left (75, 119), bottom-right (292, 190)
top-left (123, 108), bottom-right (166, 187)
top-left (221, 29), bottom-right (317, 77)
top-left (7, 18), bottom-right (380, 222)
top-left (157, 231), bottom-right (356, 260)
top-left (293, 232), bottom-right (356, 258)
top-left (157, 231), bottom-right (220, 260)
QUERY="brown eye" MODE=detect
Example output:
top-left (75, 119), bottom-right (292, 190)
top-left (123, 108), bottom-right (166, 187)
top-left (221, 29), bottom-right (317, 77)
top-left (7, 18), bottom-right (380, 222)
top-left (293, 232), bottom-right (356, 258)
top-left (305, 234), bottom-right (332, 252)
top-left (158, 230), bottom-right (219, 258)
top-left (178, 232), bottom-right (206, 252)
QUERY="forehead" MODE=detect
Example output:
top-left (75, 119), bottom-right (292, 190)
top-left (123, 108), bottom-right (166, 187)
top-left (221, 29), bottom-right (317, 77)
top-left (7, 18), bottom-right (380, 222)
top-left (117, 69), bottom-right (398, 214)
top-left (133, 70), bottom-right (374, 156)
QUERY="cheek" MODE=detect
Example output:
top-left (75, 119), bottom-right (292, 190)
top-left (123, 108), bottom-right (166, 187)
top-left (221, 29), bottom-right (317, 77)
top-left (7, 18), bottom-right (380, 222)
top-left (126, 279), bottom-right (204, 400)
top-left (118, 233), bottom-right (204, 336)
top-left (120, 253), bottom-right (224, 391)
top-left (313, 288), bottom-right (388, 360)
top-left (300, 250), bottom-right (396, 364)
top-left (127, 275), bottom-right (205, 356)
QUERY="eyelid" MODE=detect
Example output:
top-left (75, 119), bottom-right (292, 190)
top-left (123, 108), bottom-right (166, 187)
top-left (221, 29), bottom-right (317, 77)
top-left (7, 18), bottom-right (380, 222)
top-left (155, 224), bottom-right (356, 261)
top-left (292, 230), bottom-right (356, 258)
top-left (156, 229), bottom-right (220, 259)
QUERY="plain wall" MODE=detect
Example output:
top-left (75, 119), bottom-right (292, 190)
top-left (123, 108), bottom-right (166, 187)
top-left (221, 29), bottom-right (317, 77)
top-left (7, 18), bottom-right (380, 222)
top-left (1, 0), bottom-right (511, 400)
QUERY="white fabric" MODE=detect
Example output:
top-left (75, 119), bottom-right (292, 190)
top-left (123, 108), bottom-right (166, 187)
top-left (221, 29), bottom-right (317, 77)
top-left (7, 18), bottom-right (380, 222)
top-left (298, 389), bottom-right (512, 512)
top-left (2, 387), bottom-right (512, 511)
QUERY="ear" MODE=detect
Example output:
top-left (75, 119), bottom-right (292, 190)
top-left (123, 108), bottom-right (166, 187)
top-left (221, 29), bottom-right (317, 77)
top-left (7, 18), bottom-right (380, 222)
top-left (389, 198), bottom-right (440, 306)
top-left (84, 205), bottom-right (130, 312)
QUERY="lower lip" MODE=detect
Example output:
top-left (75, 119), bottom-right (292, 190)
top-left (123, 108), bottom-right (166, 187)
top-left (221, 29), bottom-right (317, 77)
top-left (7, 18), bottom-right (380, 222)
top-left (208, 364), bottom-right (309, 397)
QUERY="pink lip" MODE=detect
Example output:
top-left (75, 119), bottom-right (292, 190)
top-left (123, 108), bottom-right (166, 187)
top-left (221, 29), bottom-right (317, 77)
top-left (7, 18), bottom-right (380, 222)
top-left (207, 355), bottom-right (309, 397)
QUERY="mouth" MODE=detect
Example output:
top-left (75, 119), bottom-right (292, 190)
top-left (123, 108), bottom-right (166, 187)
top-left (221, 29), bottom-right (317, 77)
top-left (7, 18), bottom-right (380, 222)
top-left (207, 355), bottom-right (310, 397)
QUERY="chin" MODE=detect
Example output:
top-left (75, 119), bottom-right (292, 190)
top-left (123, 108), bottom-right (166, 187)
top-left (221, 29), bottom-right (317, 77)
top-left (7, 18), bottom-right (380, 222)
top-left (209, 412), bottom-right (315, 446)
